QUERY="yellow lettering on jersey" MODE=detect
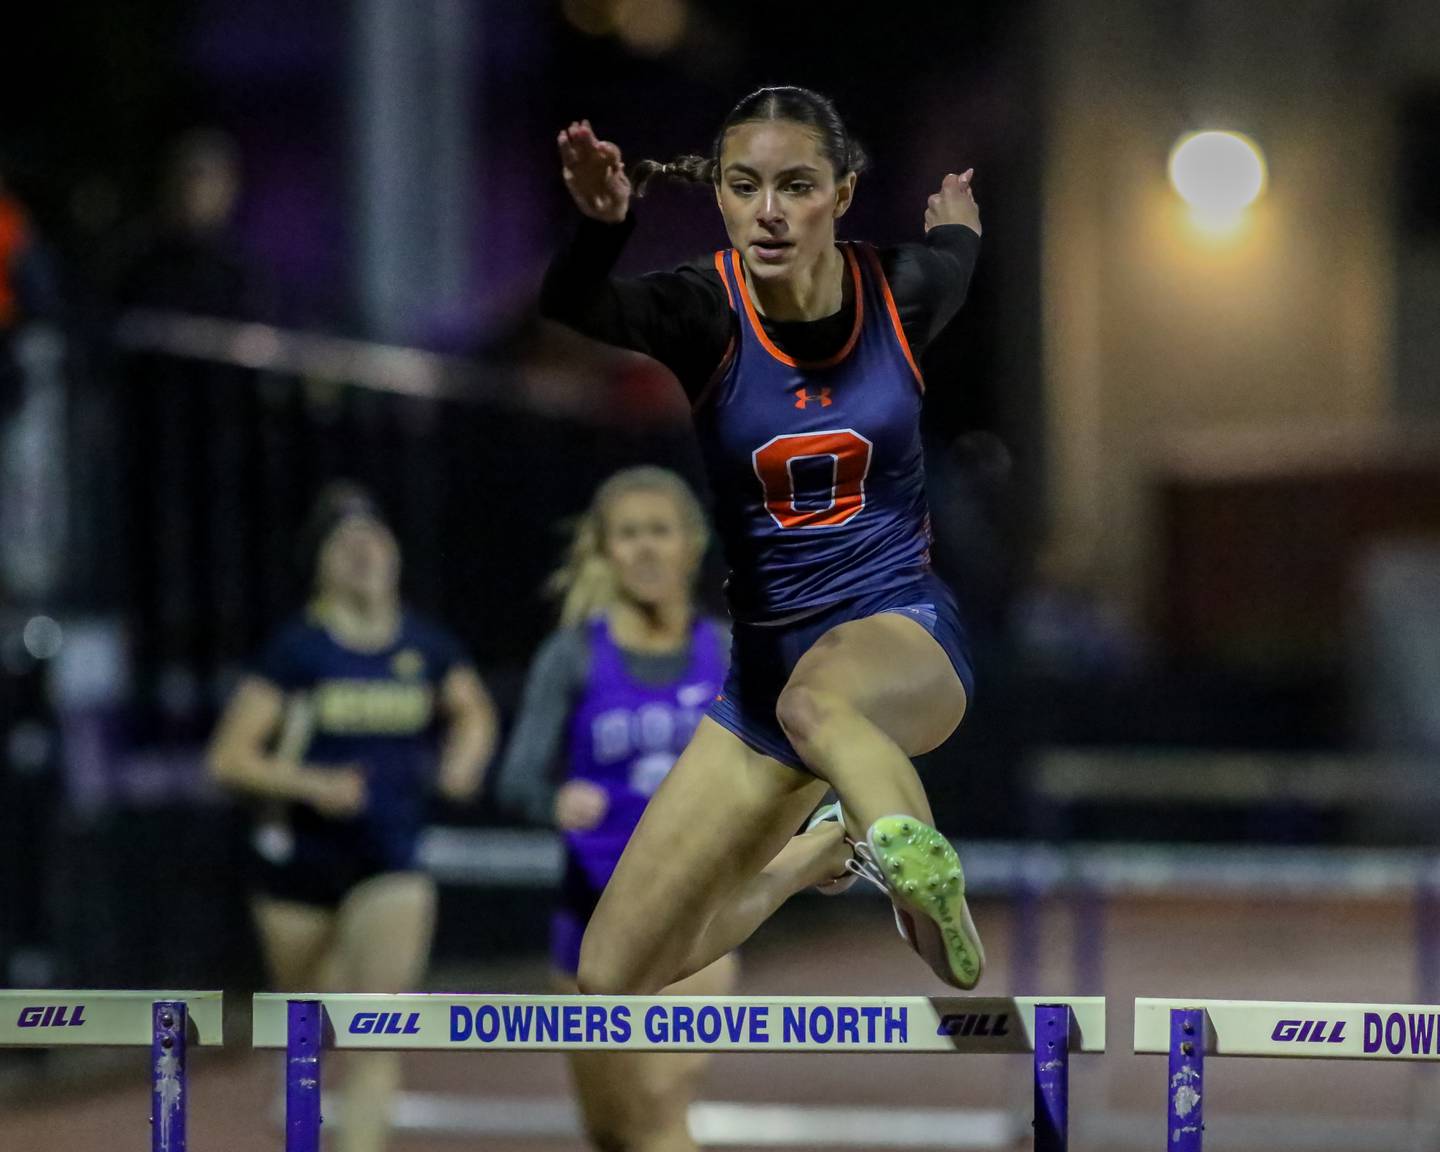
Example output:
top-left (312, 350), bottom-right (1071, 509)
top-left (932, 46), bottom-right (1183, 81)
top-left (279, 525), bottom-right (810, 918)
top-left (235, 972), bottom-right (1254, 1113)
top-left (314, 680), bottom-right (434, 734)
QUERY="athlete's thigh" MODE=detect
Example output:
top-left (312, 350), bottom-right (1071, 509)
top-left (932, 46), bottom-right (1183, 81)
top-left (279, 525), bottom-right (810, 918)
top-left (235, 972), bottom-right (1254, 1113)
top-left (251, 896), bottom-right (336, 992)
top-left (788, 612), bottom-right (967, 757)
top-left (331, 872), bottom-right (438, 992)
top-left (586, 718), bottom-right (826, 973)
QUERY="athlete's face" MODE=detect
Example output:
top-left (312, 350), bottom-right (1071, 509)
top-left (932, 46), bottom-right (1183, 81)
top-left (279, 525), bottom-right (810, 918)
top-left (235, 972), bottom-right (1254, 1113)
top-left (317, 516), bottom-right (400, 604)
top-left (717, 120), bottom-right (856, 284)
top-left (603, 490), bottom-right (698, 611)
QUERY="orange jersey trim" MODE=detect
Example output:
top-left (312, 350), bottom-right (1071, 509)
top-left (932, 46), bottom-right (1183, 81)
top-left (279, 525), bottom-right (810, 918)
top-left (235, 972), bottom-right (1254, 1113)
top-left (697, 250), bottom-right (740, 412)
top-left (860, 243), bottom-right (924, 394)
top-left (729, 245), bottom-right (864, 371)
top-left (714, 250), bottom-right (735, 309)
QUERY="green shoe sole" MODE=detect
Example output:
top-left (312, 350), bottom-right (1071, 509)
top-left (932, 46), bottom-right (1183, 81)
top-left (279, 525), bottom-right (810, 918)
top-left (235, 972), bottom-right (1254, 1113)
top-left (868, 815), bottom-right (983, 989)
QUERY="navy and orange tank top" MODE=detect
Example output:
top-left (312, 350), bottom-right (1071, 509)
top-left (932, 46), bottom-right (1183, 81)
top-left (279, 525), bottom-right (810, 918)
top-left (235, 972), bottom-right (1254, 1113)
top-left (694, 242), bottom-right (932, 621)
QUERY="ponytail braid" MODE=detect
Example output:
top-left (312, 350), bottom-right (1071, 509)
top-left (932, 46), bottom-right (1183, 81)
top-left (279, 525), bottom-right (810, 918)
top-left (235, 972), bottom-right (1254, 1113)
top-left (630, 154), bottom-right (719, 197)
top-left (628, 86), bottom-right (867, 200)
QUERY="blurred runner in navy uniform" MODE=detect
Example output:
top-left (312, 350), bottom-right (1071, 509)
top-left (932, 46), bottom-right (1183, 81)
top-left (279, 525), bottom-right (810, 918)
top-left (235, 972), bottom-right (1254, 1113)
top-left (208, 482), bottom-right (497, 1152)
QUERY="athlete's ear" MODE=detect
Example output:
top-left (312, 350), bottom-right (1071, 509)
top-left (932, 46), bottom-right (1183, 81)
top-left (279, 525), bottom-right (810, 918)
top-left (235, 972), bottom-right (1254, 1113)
top-left (833, 172), bottom-right (857, 220)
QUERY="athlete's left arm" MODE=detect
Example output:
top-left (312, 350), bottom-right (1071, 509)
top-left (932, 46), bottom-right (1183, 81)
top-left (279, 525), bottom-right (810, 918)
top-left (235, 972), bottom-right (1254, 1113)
top-left (435, 665), bottom-right (500, 804)
top-left (882, 170), bottom-right (983, 358)
top-left (883, 226), bottom-right (982, 359)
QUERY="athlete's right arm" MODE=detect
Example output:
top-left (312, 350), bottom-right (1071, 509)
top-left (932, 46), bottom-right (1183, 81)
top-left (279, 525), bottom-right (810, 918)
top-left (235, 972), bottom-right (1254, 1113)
top-left (539, 121), bottom-right (731, 398)
top-left (206, 677), bottom-right (365, 818)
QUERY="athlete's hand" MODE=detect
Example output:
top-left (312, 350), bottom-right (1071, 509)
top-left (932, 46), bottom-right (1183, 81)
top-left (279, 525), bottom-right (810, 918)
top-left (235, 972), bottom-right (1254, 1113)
top-left (305, 766), bottom-right (368, 819)
top-left (924, 169), bottom-right (981, 236)
top-left (554, 780), bottom-right (609, 832)
top-left (558, 120), bottom-right (631, 224)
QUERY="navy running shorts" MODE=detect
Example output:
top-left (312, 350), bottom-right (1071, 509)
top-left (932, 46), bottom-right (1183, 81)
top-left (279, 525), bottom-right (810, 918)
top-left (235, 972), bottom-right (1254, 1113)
top-left (705, 571), bottom-right (976, 771)
top-left (248, 822), bottom-right (405, 908)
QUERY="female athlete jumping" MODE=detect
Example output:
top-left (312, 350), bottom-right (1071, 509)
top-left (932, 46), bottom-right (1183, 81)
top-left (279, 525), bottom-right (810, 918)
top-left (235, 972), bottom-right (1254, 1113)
top-left (540, 86), bottom-right (984, 992)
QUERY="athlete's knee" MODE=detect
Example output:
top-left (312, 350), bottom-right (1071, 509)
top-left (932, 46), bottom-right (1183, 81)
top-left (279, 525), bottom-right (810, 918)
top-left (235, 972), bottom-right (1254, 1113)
top-left (575, 951), bottom-right (625, 997)
top-left (576, 934), bottom-right (649, 997)
top-left (774, 683), bottom-right (849, 752)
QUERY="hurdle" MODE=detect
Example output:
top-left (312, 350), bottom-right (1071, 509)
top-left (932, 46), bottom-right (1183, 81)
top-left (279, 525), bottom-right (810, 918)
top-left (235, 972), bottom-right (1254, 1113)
top-left (254, 993), bottom-right (1105, 1151)
top-left (1020, 747), bottom-right (1440, 1002)
top-left (0, 990), bottom-right (223, 1152)
top-left (1135, 997), bottom-right (1440, 1149)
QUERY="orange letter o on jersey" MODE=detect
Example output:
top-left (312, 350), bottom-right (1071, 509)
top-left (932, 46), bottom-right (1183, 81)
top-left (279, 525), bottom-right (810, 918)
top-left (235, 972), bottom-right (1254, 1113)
top-left (751, 430), bottom-right (874, 530)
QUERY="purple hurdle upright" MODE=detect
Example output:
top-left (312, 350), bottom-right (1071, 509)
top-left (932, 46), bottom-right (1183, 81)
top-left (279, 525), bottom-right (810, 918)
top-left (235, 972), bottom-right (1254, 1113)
top-left (150, 1000), bottom-right (188, 1152)
top-left (1, 991), bottom-right (220, 1150)
top-left (1033, 1003), bottom-right (1072, 1152)
top-left (286, 1000), bottom-right (325, 1152)
top-left (1168, 1007), bottom-right (1206, 1151)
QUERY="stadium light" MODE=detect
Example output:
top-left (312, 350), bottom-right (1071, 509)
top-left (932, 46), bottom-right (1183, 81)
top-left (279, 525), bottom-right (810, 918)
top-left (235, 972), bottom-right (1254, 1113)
top-left (1168, 130), bottom-right (1267, 234)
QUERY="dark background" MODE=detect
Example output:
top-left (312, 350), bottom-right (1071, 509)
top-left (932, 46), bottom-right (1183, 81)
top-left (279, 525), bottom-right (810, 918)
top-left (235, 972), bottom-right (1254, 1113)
top-left (1, 0), bottom-right (1438, 996)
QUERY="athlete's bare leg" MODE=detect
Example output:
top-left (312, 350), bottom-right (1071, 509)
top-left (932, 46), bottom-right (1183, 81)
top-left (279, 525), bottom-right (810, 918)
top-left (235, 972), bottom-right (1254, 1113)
top-left (330, 873), bottom-right (437, 1152)
top-left (577, 718), bottom-right (829, 996)
top-left (669, 819), bottom-right (848, 983)
top-left (251, 896), bottom-right (336, 992)
top-left (250, 876), bottom-right (434, 1151)
top-left (555, 954), bottom-right (739, 1152)
top-left (773, 611), bottom-right (984, 987)
top-left (774, 612), bottom-right (966, 839)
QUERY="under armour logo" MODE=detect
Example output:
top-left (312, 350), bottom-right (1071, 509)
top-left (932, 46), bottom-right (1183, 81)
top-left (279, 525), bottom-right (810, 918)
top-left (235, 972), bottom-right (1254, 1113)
top-left (794, 387), bottom-right (832, 409)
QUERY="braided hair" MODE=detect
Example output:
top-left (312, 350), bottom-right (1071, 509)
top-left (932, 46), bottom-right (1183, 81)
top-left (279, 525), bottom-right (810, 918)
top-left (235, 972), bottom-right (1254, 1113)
top-left (631, 86), bottom-right (868, 197)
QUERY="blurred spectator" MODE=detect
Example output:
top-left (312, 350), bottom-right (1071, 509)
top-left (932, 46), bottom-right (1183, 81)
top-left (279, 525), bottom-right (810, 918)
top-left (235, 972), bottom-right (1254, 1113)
top-left (95, 132), bottom-right (270, 700)
top-left (0, 167), bottom-right (66, 603)
top-left (0, 174), bottom-right (31, 335)
top-left (0, 169), bottom-right (60, 420)
top-left (112, 129), bottom-right (266, 319)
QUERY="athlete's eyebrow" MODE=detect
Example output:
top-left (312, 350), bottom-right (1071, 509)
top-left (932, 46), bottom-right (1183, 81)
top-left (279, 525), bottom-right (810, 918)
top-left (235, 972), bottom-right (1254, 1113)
top-left (723, 163), bottom-right (822, 180)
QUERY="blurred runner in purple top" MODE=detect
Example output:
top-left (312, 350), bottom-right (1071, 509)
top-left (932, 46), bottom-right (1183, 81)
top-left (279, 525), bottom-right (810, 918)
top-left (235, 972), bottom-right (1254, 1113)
top-left (497, 466), bottom-right (848, 1152)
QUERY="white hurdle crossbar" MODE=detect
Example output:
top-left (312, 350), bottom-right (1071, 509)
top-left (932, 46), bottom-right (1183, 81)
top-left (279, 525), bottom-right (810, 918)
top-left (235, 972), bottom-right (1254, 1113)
top-left (255, 993), bottom-right (1105, 1152)
top-left (1135, 997), bottom-right (1440, 1150)
top-left (0, 990), bottom-right (223, 1152)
